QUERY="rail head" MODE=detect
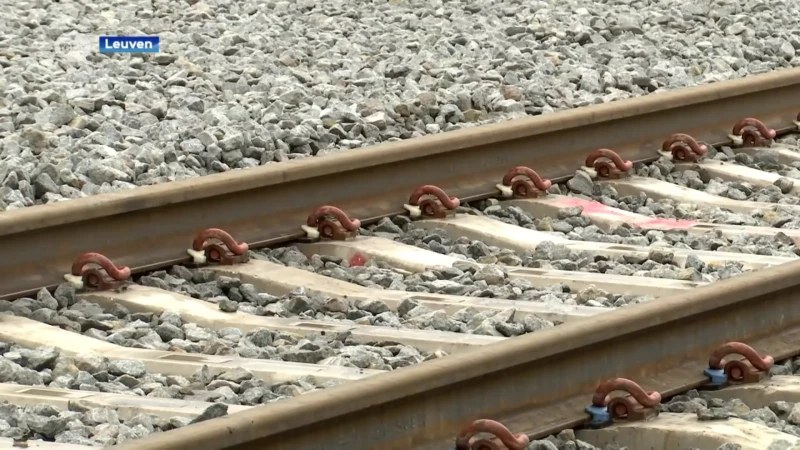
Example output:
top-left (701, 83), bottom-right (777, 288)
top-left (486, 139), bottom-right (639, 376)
top-left (111, 259), bottom-right (800, 450)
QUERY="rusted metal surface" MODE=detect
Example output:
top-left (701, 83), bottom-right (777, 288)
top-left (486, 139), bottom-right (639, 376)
top-left (501, 167), bottom-right (552, 198)
top-left (661, 133), bottom-right (708, 162)
top-left (305, 205), bottom-right (361, 240)
top-left (585, 148), bottom-right (633, 178)
top-left (191, 228), bottom-right (249, 265)
top-left (407, 185), bottom-right (460, 218)
top-left (587, 378), bottom-right (661, 425)
top-left (707, 341), bottom-right (775, 385)
top-left (591, 378), bottom-right (662, 409)
top-left (1, 69), bottom-right (799, 300)
top-left (732, 117), bottom-right (777, 147)
top-left (454, 420), bottom-right (529, 450)
top-left (70, 252), bottom-right (131, 291)
top-left (112, 258), bottom-right (800, 450)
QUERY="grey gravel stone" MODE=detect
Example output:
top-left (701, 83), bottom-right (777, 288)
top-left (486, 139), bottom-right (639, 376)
top-left (0, 339), bottom-right (327, 446)
top-left (661, 386), bottom-right (800, 441)
top-left (464, 196), bottom-right (797, 284)
top-left (629, 148), bottom-right (800, 229)
top-left (365, 201), bottom-right (791, 306)
top-left (2, 0), bottom-right (798, 211)
top-left (21, 273), bottom-right (459, 380)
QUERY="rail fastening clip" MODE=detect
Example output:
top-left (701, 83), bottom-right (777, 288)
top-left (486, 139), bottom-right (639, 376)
top-left (65, 252), bottom-right (131, 291)
top-left (703, 341), bottom-right (775, 389)
top-left (454, 419), bottom-right (529, 450)
top-left (729, 117), bottom-right (776, 148)
top-left (405, 185), bottom-right (460, 219)
top-left (187, 228), bottom-right (249, 266)
top-left (585, 377), bottom-right (661, 428)
top-left (584, 149), bottom-right (633, 179)
top-left (496, 166), bottom-right (552, 199)
top-left (661, 133), bottom-right (708, 163)
top-left (302, 205), bottom-right (361, 241)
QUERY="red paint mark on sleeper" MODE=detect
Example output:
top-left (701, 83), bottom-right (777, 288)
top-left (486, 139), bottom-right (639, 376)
top-left (349, 253), bottom-right (367, 267)
top-left (552, 197), bottom-right (698, 229)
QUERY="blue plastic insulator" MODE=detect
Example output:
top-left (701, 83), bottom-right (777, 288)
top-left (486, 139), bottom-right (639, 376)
top-left (704, 367), bottom-right (727, 386)
top-left (585, 404), bottom-right (611, 426)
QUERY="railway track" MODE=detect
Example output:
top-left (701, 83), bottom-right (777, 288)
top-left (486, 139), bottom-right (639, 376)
top-left (1, 69), bottom-right (800, 450)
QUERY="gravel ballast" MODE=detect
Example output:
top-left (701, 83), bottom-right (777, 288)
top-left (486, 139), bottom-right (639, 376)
top-left (639, 148), bottom-right (800, 207)
top-left (145, 262), bottom-right (559, 338)
top-left (559, 162), bottom-right (800, 229)
top-left (2, 283), bottom-right (449, 370)
top-left (2, 0), bottom-right (800, 210)
top-left (255, 244), bottom-right (644, 309)
top-left (364, 203), bottom-right (795, 291)
top-left (0, 340), bottom-right (243, 446)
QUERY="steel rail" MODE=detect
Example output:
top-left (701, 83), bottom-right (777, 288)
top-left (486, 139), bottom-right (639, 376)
top-left (112, 257), bottom-right (800, 450)
top-left (1, 69), bottom-right (799, 301)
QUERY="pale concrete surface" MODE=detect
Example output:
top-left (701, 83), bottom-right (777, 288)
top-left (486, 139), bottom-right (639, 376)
top-left (606, 176), bottom-right (800, 215)
top-left (674, 159), bottom-right (800, 194)
top-left (510, 195), bottom-right (800, 241)
top-left (577, 413), bottom-right (800, 450)
top-left (299, 236), bottom-right (704, 296)
top-left (0, 383), bottom-right (252, 420)
top-left (211, 260), bottom-right (606, 323)
top-left (80, 285), bottom-right (505, 353)
top-left (410, 215), bottom-right (792, 270)
top-left (704, 376), bottom-right (800, 409)
top-left (0, 314), bottom-right (381, 382)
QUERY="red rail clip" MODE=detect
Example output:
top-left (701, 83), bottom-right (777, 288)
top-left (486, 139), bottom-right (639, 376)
top-left (189, 228), bottom-right (249, 265)
top-left (66, 252), bottom-right (131, 291)
top-left (730, 117), bottom-right (776, 148)
top-left (405, 185), bottom-right (460, 219)
top-left (585, 378), bottom-right (661, 427)
top-left (454, 419), bottom-right (530, 450)
top-left (585, 149), bottom-right (633, 179)
top-left (661, 133), bottom-right (708, 163)
top-left (498, 166), bottom-right (552, 198)
top-left (707, 342), bottom-right (774, 385)
top-left (303, 206), bottom-right (361, 241)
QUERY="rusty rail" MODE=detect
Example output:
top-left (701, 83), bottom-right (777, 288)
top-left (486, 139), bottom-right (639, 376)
top-left (1, 68), bottom-right (800, 300)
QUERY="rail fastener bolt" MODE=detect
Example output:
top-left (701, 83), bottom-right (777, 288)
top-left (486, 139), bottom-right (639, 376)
top-left (496, 166), bottom-right (552, 199)
top-left (404, 185), bottom-right (460, 219)
top-left (187, 228), bottom-right (249, 266)
top-left (703, 342), bottom-right (775, 389)
top-left (64, 252), bottom-right (131, 291)
top-left (302, 205), bottom-right (361, 241)
top-left (661, 133), bottom-right (708, 163)
top-left (454, 419), bottom-right (530, 450)
top-left (584, 149), bottom-right (633, 179)
top-left (584, 378), bottom-right (661, 428)
top-left (730, 117), bottom-right (776, 148)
